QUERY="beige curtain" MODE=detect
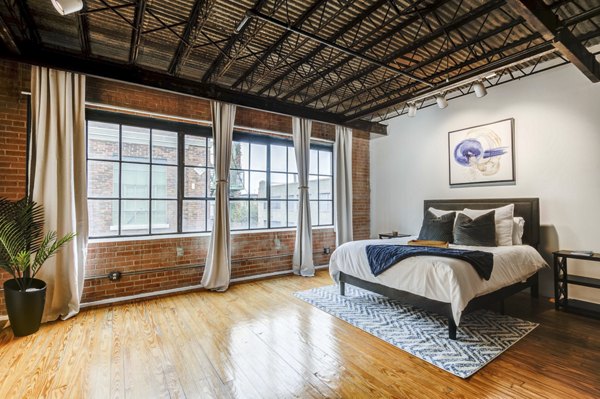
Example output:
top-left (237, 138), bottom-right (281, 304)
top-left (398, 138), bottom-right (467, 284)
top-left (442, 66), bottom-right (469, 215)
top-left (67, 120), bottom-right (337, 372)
top-left (334, 126), bottom-right (353, 246)
top-left (29, 66), bottom-right (88, 322)
top-left (202, 101), bottom-right (236, 291)
top-left (292, 117), bottom-right (314, 276)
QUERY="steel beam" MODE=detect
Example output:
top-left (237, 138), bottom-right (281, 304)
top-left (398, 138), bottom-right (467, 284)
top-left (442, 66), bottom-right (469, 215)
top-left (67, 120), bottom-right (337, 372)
top-left (129, 0), bottom-right (147, 64)
top-left (15, 0), bottom-right (40, 45)
top-left (78, 2), bottom-right (91, 56)
top-left (506, 0), bottom-right (600, 82)
top-left (0, 44), bottom-right (386, 134)
top-left (0, 12), bottom-right (19, 54)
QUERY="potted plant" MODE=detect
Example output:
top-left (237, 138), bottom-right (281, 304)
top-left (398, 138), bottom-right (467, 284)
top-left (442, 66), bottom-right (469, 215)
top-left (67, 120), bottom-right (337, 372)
top-left (0, 197), bottom-right (75, 337)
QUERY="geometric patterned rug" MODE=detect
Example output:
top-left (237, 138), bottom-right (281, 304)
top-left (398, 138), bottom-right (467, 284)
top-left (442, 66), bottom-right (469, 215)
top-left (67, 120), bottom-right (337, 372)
top-left (294, 285), bottom-right (538, 378)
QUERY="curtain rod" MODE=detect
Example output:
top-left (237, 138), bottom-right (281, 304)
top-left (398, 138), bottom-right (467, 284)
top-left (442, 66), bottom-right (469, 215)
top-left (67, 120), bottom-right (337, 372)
top-left (20, 91), bottom-right (334, 144)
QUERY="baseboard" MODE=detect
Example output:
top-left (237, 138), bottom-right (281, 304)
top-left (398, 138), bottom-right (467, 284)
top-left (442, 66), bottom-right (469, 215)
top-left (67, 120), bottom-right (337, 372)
top-left (81, 264), bottom-right (329, 309)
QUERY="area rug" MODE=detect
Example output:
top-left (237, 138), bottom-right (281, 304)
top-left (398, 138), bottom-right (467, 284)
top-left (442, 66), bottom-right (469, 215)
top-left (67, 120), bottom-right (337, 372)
top-left (294, 285), bottom-right (538, 378)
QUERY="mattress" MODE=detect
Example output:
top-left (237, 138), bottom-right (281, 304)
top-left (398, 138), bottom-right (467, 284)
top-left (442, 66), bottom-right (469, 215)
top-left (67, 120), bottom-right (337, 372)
top-left (329, 236), bottom-right (547, 324)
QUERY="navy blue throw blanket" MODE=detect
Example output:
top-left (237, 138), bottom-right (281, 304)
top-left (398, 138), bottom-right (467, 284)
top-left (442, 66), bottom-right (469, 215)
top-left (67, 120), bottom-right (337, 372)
top-left (365, 245), bottom-right (493, 280)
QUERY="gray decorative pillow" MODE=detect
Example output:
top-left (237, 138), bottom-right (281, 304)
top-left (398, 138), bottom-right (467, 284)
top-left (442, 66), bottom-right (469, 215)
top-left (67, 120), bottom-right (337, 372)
top-left (454, 211), bottom-right (496, 247)
top-left (418, 210), bottom-right (456, 243)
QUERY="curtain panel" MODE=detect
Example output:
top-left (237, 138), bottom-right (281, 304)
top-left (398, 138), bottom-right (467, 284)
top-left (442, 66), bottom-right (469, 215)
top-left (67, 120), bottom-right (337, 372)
top-left (202, 101), bottom-right (236, 291)
top-left (292, 117), bottom-right (314, 276)
top-left (29, 66), bottom-right (88, 321)
top-left (334, 126), bottom-right (353, 246)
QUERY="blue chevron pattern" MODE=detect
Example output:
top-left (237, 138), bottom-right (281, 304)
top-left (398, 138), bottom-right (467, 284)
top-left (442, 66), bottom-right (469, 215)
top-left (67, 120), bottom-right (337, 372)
top-left (294, 285), bottom-right (538, 378)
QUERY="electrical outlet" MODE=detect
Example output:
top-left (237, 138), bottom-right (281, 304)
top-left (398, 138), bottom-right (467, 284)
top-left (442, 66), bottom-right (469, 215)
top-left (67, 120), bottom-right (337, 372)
top-left (274, 236), bottom-right (282, 250)
top-left (323, 247), bottom-right (331, 254)
top-left (176, 247), bottom-right (184, 257)
top-left (108, 271), bottom-right (122, 281)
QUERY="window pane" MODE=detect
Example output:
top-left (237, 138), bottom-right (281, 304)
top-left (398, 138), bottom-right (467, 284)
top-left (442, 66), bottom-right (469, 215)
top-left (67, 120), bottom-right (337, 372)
top-left (308, 175), bottom-right (319, 199)
top-left (185, 135), bottom-right (206, 166)
top-left (152, 165), bottom-right (177, 199)
top-left (249, 171), bottom-right (267, 198)
top-left (309, 149), bottom-right (318, 174)
top-left (271, 145), bottom-right (287, 172)
top-left (288, 200), bottom-right (298, 227)
top-left (152, 130), bottom-right (178, 165)
top-left (122, 126), bottom-right (150, 162)
top-left (287, 174), bottom-right (298, 200)
top-left (319, 201), bottom-right (333, 225)
top-left (270, 200), bottom-right (286, 227)
top-left (319, 176), bottom-right (332, 200)
top-left (231, 201), bottom-right (249, 230)
top-left (319, 150), bottom-right (332, 175)
top-left (207, 200), bottom-right (215, 231)
top-left (287, 147), bottom-right (297, 174)
top-left (88, 121), bottom-right (119, 160)
top-left (310, 200), bottom-right (318, 226)
top-left (183, 200), bottom-right (206, 232)
top-left (270, 173), bottom-right (287, 199)
top-left (121, 200), bottom-right (149, 235)
top-left (230, 170), bottom-right (248, 198)
top-left (230, 141), bottom-right (249, 170)
top-left (121, 163), bottom-right (150, 198)
top-left (208, 168), bottom-right (216, 197)
top-left (88, 199), bottom-right (118, 237)
top-left (88, 160), bottom-right (118, 198)
top-left (250, 143), bottom-right (267, 171)
top-left (151, 200), bottom-right (177, 234)
top-left (207, 138), bottom-right (214, 167)
top-left (250, 201), bottom-right (268, 229)
top-left (185, 167), bottom-right (206, 198)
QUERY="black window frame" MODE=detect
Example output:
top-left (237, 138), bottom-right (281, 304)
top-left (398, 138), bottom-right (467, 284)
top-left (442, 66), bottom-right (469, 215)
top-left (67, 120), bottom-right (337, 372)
top-left (86, 110), bottom-right (333, 239)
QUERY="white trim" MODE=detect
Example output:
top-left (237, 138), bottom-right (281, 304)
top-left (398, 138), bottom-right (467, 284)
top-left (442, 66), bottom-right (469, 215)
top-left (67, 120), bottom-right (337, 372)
top-left (80, 264), bottom-right (330, 308)
top-left (0, 315), bottom-right (7, 322)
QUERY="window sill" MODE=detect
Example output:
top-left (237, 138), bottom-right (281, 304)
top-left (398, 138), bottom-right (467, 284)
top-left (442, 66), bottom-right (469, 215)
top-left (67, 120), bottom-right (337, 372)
top-left (88, 225), bottom-right (335, 244)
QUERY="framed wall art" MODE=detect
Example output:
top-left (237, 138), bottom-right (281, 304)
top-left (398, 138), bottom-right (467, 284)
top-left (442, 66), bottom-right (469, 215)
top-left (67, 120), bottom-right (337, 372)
top-left (448, 118), bottom-right (515, 186)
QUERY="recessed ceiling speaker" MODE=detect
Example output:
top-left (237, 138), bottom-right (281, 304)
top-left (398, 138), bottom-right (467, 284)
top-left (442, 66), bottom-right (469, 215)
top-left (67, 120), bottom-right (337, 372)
top-left (407, 103), bottom-right (417, 117)
top-left (436, 94), bottom-right (448, 109)
top-left (51, 0), bottom-right (83, 15)
top-left (473, 80), bottom-right (488, 98)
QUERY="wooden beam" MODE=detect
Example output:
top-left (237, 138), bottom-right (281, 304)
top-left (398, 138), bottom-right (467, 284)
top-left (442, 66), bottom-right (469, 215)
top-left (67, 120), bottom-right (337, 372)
top-left (129, 0), bottom-right (147, 64)
top-left (0, 44), bottom-right (386, 134)
top-left (506, 0), bottom-right (600, 82)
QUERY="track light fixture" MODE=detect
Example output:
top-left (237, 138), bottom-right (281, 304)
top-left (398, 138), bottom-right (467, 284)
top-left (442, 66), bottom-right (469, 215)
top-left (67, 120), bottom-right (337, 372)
top-left (436, 93), bottom-right (448, 109)
top-left (473, 80), bottom-right (487, 98)
top-left (51, 0), bottom-right (83, 15)
top-left (407, 103), bottom-right (417, 117)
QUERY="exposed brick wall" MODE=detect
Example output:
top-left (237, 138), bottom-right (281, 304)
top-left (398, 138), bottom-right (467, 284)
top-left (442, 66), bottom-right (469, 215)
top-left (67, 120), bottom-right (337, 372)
top-left (0, 60), bottom-right (371, 312)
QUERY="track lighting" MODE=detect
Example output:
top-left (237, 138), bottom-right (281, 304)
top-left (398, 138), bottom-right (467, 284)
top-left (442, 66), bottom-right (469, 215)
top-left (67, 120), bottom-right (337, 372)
top-left (436, 94), bottom-right (448, 109)
top-left (473, 80), bottom-right (487, 98)
top-left (407, 103), bottom-right (417, 117)
top-left (51, 0), bottom-right (83, 15)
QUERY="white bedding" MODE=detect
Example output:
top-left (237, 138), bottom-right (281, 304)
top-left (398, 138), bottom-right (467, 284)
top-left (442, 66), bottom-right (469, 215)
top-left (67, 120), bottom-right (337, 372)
top-left (329, 236), bottom-right (547, 324)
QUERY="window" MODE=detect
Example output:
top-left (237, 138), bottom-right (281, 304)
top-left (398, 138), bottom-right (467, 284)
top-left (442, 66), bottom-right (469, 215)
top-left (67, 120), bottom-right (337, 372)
top-left (86, 111), bottom-right (333, 238)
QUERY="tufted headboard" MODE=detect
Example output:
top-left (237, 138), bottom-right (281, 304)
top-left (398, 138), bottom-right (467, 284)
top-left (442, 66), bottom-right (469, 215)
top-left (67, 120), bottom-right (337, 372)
top-left (423, 198), bottom-right (540, 248)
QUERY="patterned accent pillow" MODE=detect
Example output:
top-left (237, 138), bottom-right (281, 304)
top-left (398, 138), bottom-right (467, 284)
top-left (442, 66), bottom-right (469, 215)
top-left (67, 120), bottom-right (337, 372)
top-left (454, 211), bottom-right (497, 247)
top-left (418, 210), bottom-right (456, 243)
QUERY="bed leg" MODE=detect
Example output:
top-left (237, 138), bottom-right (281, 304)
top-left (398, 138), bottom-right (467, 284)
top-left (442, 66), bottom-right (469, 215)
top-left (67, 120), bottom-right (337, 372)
top-left (531, 274), bottom-right (539, 299)
top-left (448, 318), bottom-right (457, 340)
top-left (340, 281), bottom-right (345, 296)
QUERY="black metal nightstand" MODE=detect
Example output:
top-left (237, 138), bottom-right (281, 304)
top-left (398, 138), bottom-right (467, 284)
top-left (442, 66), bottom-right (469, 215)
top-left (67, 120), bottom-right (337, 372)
top-left (378, 233), bottom-right (411, 239)
top-left (553, 250), bottom-right (600, 318)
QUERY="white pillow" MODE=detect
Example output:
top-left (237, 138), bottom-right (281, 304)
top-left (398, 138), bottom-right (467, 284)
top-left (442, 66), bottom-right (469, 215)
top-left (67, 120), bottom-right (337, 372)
top-left (462, 204), bottom-right (515, 246)
top-left (513, 217), bottom-right (525, 245)
top-left (428, 207), bottom-right (455, 217)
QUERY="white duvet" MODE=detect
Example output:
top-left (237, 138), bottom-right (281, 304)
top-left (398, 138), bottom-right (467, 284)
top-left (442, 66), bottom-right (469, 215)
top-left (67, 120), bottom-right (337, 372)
top-left (329, 236), bottom-right (547, 324)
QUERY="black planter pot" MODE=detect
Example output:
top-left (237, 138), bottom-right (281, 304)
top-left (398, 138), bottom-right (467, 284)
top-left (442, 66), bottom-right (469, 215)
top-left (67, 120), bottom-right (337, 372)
top-left (3, 278), bottom-right (47, 337)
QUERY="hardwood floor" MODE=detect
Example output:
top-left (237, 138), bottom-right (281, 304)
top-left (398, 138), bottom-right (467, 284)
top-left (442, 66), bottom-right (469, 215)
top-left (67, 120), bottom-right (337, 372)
top-left (1, 270), bottom-right (599, 398)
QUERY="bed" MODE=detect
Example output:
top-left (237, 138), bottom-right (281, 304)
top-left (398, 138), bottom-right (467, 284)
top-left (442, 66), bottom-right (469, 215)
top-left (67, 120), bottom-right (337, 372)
top-left (329, 198), bottom-right (547, 340)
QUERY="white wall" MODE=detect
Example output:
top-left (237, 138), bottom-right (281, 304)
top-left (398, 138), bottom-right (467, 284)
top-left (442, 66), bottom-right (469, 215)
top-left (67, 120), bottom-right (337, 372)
top-left (371, 64), bottom-right (600, 301)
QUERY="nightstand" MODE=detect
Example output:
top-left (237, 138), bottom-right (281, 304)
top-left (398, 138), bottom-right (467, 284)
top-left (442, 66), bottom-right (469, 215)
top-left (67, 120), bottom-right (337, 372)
top-left (378, 233), bottom-right (411, 239)
top-left (553, 250), bottom-right (600, 318)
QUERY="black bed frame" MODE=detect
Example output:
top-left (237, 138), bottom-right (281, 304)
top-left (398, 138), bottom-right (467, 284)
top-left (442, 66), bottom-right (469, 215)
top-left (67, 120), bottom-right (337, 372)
top-left (339, 198), bottom-right (541, 340)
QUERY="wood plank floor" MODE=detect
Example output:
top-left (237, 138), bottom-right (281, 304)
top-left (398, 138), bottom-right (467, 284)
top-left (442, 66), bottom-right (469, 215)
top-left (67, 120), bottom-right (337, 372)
top-left (1, 270), bottom-right (599, 398)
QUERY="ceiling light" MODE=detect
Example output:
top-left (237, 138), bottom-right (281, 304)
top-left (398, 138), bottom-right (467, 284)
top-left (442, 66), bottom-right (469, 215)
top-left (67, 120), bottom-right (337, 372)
top-left (473, 81), bottom-right (487, 98)
top-left (407, 103), bottom-right (417, 117)
top-left (235, 15), bottom-right (251, 33)
top-left (51, 0), bottom-right (83, 15)
top-left (436, 94), bottom-right (448, 109)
